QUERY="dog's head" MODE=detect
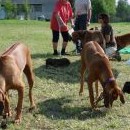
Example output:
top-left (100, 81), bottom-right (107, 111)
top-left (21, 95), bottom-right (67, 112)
top-left (72, 30), bottom-right (105, 50)
top-left (103, 81), bottom-right (125, 108)
top-left (72, 30), bottom-right (87, 43)
top-left (0, 90), bottom-right (5, 115)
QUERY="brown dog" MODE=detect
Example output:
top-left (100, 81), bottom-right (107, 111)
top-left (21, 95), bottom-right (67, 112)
top-left (72, 30), bottom-right (105, 50)
top-left (80, 41), bottom-right (125, 108)
top-left (0, 43), bottom-right (35, 123)
top-left (115, 33), bottom-right (130, 50)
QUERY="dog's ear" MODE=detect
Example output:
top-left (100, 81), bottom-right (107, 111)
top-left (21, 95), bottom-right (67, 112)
top-left (118, 89), bottom-right (125, 104)
top-left (72, 31), bottom-right (80, 42)
top-left (109, 89), bottom-right (118, 107)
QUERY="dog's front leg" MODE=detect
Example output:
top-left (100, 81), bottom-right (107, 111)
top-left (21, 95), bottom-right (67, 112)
top-left (4, 92), bottom-right (11, 117)
top-left (15, 86), bottom-right (24, 124)
top-left (79, 61), bottom-right (86, 96)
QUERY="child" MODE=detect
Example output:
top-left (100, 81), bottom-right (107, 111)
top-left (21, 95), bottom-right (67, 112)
top-left (98, 13), bottom-right (121, 61)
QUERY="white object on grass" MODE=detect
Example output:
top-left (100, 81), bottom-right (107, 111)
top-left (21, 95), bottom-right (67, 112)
top-left (105, 47), bottom-right (117, 57)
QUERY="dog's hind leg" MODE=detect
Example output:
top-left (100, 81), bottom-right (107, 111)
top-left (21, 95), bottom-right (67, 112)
top-left (87, 76), bottom-right (95, 109)
top-left (79, 60), bottom-right (86, 96)
top-left (23, 55), bottom-right (35, 110)
top-left (95, 80), bottom-right (99, 99)
top-left (88, 79), bottom-right (95, 108)
top-left (15, 82), bottom-right (24, 124)
top-left (4, 92), bottom-right (11, 117)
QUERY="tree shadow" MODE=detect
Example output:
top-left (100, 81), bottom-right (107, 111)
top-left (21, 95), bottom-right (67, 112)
top-left (32, 51), bottom-right (121, 84)
top-left (34, 56), bottom-right (120, 84)
top-left (34, 58), bottom-right (81, 84)
top-left (37, 97), bottom-right (107, 121)
top-left (31, 52), bottom-right (75, 59)
top-left (31, 53), bottom-right (55, 59)
top-left (112, 68), bottom-right (120, 79)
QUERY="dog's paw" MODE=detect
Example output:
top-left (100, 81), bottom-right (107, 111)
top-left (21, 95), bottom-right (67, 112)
top-left (6, 112), bottom-right (12, 117)
top-left (4, 110), bottom-right (12, 117)
top-left (92, 107), bottom-right (100, 112)
top-left (29, 105), bottom-right (36, 112)
top-left (79, 92), bottom-right (83, 96)
top-left (14, 118), bottom-right (21, 124)
top-left (1, 120), bottom-right (7, 129)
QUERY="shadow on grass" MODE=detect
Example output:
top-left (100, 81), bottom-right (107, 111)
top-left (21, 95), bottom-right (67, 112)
top-left (31, 53), bottom-right (54, 59)
top-left (112, 68), bottom-right (120, 78)
top-left (34, 58), bottom-right (81, 84)
top-left (34, 56), bottom-right (120, 84)
top-left (37, 97), bottom-right (107, 121)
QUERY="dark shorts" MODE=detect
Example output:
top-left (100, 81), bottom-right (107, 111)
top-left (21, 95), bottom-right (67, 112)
top-left (74, 14), bottom-right (87, 31)
top-left (52, 30), bottom-right (69, 43)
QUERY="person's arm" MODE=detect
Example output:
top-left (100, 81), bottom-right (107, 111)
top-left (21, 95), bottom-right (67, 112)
top-left (87, 9), bottom-right (92, 26)
top-left (68, 2), bottom-right (75, 28)
top-left (86, 0), bottom-right (92, 26)
top-left (104, 35), bottom-right (111, 43)
top-left (87, 9), bottom-right (92, 23)
top-left (56, 12), bottom-right (66, 27)
top-left (69, 17), bottom-right (75, 28)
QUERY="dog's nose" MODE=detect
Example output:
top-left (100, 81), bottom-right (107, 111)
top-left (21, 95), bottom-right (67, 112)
top-left (0, 102), bottom-right (4, 115)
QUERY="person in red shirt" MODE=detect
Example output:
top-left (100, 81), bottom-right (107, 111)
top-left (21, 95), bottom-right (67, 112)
top-left (50, 0), bottom-right (74, 55)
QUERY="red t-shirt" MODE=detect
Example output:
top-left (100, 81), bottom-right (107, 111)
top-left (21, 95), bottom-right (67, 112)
top-left (50, 1), bottom-right (73, 32)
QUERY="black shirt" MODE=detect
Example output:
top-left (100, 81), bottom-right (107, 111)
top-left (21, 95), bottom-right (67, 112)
top-left (101, 24), bottom-right (115, 47)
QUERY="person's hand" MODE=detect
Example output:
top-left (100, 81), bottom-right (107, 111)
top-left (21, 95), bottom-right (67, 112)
top-left (86, 21), bottom-right (90, 27)
top-left (71, 24), bottom-right (75, 29)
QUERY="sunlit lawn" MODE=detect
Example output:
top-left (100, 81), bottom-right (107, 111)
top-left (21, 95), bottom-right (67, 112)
top-left (0, 20), bottom-right (130, 130)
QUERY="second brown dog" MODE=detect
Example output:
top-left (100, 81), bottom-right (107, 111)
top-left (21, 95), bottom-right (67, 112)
top-left (72, 30), bottom-right (106, 51)
top-left (80, 41), bottom-right (125, 108)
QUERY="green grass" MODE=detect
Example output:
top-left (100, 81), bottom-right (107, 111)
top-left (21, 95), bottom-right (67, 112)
top-left (0, 20), bottom-right (130, 130)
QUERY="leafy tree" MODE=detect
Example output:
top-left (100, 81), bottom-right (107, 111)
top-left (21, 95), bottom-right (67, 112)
top-left (91, 0), bottom-right (116, 22)
top-left (4, 0), bottom-right (14, 19)
top-left (23, 0), bottom-right (30, 20)
top-left (116, 0), bottom-right (130, 21)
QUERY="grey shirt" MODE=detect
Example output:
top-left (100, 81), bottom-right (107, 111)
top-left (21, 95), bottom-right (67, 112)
top-left (75, 0), bottom-right (92, 15)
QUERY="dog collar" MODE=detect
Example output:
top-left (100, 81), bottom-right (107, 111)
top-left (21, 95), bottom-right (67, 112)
top-left (103, 77), bottom-right (115, 87)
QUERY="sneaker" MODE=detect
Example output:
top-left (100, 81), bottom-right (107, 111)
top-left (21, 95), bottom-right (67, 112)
top-left (53, 52), bottom-right (58, 55)
top-left (61, 52), bottom-right (70, 55)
